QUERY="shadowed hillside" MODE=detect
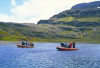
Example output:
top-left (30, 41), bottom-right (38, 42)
top-left (71, 1), bottom-right (100, 10)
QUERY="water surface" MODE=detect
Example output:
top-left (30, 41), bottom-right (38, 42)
top-left (0, 42), bottom-right (100, 68)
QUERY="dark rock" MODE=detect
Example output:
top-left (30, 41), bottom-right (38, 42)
top-left (37, 20), bottom-right (54, 24)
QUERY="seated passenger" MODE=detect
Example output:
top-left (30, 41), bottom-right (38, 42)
top-left (61, 42), bottom-right (68, 48)
top-left (25, 41), bottom-right (29, 46)
top-left (68, 42), bottom-right (73, 48)
top-left (64, 43), bottom-right (68, 48)
top-left (30, 42), bottom-right (34, 46)
top-left (22, 41), bottom-right (25, 45)
top-left (61, 42), bottom-right (65, 47)
top-left (73, 42), bottom-right (75, 48)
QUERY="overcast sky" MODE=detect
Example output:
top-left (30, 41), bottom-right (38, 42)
top-left (0, 0), bottom-right (99, 23)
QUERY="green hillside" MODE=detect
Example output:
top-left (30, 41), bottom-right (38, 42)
top-left (38, 1), bottom-right (100, 27)
top-left (38, 8), bottom-right (100, 26)
top-left (0, 22), bottom-right (100, 43)
top-left (0, 1), bottom-right (100, 43)
top-left (56, 17), bottom-right (100, 22)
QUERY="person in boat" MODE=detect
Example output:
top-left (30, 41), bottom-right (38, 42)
top-left (25, 41), bottom-right (28, 46)
top-left (61, 42), bottom-right (65, 47)
top-left (22, 41), bottom-right (25, 45)
top-left (68, 42), bottom-right (73, 48)
top-left (73, 42), bottom-right (75, 48)
top-left (61, 42), bottom-right (68, 48)
top-left (60, 42), bottom-right (64, 47)
top-left (29, 42), bottom-right (34, 46)
top-left (64, 42), bottom-right (68, 48)
top-left (26, 41), bottom-right (31, 46)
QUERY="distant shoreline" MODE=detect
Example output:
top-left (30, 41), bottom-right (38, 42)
top-left (0, 40), bottom-right (99, 44)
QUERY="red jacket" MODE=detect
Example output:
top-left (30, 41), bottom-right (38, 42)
top-left (69, 42), bottom-right (73, 48)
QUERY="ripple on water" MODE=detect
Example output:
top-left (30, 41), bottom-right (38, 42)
top-left (0, 42), bottom-right (100, 68)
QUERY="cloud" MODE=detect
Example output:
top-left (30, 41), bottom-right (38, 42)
top-left (0, 0), bottom-right (98, 23)
top-left (0, 13), bottom-right (26, 23)
top-left (11, 0), bottom-right (17, 6)
top-left (0, 13), bottom-right (15, 22)
top-left (11, 0), bottom-right (97, 23)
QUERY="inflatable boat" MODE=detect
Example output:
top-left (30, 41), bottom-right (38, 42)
top-left (56, 46), bottom-right (79, 50)
top-left (17, 44), bottom-right (34, 48)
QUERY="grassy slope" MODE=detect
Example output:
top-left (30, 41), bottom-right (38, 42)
top-left (77, 17), bottom-right (100, 22)
top-left (55, 17), bottom-right (100, 22)
top-left (35, 26), bottom-right (100, 43)
top-left (56, 17), bottom-right (75, 22)
top-left (0, 23), bottom-right (100, 43)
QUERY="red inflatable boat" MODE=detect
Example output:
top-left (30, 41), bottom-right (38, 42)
top-left (56, 46), bottom-right (79, 50)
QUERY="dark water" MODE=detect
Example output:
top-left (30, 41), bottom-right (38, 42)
top-left (0, 42), bottom-right (100, 68)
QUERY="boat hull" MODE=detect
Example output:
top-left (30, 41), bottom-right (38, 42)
top-left (56, 46), bottom-right (79, 50)
top-left (17, 44), bottom-right (34, 48)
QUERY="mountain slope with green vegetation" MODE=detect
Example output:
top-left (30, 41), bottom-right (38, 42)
top-left (48, 8), bottom-right (100, 27)
top-left (0, 1), bottom-right (100, 43)
top-left (0, 22), bottom-right (100, 43)
top-left (38, 1), bottom-right (100, 27)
